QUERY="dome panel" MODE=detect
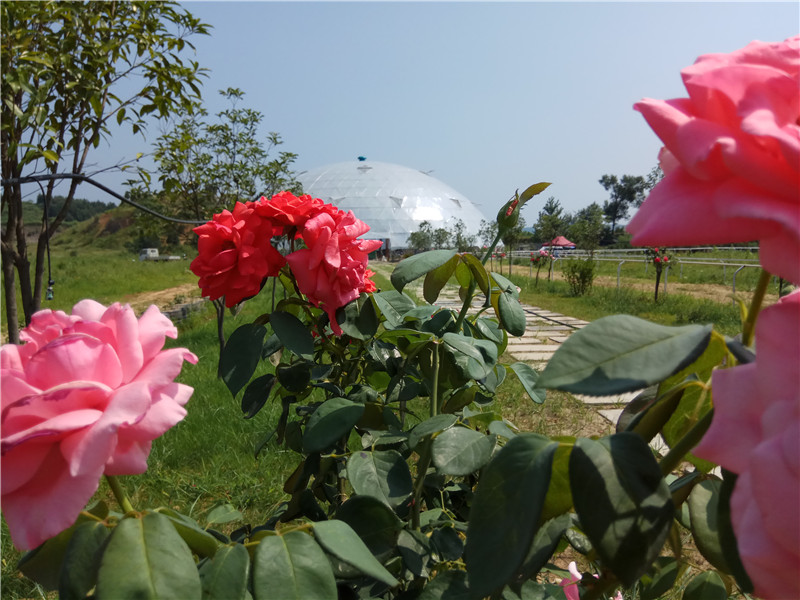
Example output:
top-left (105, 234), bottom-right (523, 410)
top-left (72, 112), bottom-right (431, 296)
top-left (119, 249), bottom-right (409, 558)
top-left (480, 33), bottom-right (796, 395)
top-left (297, 160), bottom-right (486, 249)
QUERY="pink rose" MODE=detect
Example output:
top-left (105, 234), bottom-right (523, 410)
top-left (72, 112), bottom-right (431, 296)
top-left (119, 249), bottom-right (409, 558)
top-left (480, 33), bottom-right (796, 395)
top-left (559, 562), bottom-right (623, 600)
top-left (190, 202), bottom-right (286, 307)
top-left (695, 290), bottom-right (800, 599)
top-left (1, 301), bottom-right (198, 550)
top-left (286, 210), bottom-right (381, 334)
top-left (627, 36), bottom-right (800, 283)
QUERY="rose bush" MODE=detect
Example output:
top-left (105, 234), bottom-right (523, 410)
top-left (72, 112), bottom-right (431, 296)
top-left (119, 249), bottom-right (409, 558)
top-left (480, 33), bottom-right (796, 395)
top-left (694, 289), bottom-right (800, 599)
top-left (627, 35), bottom-right (800, 283)
top-left (1, 300), bottom-right (197, 550)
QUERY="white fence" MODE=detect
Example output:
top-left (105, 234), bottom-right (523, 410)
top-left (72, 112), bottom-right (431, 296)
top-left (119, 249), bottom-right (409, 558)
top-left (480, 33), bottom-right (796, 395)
top-left (492, 247), bottom-right (762, 299)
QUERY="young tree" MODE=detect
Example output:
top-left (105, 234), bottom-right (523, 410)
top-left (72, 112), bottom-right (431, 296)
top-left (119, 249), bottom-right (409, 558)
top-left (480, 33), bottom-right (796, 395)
top-left (568, 202), bottom-right (605, 254)
top-left (1, 1), bottom-right (209, 342)
top-left (432, 227), bottom-right (452, 250)
top-left (153, 88), bottom-right (301, 221)
top-left (451, 219), bottom-right (476, 252)
top-left (478, 219), bottom-right (498, 248)
top-left (598, 174), bottom-right (647, 238)
top-left (407, 220), bottom-right (434, 252)
top-left (533, 196), bottom-right (566, 244)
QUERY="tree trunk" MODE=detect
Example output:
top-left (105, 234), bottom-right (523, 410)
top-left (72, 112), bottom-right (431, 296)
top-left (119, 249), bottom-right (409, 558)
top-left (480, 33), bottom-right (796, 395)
top-left (2, 245), bottom-right (19, 344)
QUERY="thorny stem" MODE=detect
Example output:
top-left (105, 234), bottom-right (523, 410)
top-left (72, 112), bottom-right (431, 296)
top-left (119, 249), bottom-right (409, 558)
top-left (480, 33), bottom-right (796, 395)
top-left (105, 475), bottom-right (134, 514)
top-left (742, 269), bottom-right (771, 348)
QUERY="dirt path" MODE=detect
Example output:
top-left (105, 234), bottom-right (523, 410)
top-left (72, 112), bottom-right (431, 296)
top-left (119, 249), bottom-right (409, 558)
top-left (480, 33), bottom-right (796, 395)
top-left (120, 283), bottom-right (202, 314)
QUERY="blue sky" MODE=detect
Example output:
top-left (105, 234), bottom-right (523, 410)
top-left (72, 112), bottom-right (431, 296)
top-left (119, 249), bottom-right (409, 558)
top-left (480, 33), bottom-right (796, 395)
top-left (87, 1), bottom-right (798, 227)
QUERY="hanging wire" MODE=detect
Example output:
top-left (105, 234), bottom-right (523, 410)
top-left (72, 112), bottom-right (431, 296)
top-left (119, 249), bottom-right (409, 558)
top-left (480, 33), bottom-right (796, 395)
top-left (1, 173), bottom-right (209, 225)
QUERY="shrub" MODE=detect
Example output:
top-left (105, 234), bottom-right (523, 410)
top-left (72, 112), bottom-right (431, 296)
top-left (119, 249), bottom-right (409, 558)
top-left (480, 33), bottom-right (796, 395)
top-left (563, 258), bottom-right (595, 296)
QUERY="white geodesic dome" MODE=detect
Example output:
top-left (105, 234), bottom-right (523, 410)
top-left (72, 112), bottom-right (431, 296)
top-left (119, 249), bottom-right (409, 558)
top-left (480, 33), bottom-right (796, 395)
top-left (296, 160), bottom-right (486, 250)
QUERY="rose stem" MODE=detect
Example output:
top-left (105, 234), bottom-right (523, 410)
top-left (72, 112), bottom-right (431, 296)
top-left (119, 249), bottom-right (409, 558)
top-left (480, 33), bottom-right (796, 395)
top-left (105, 475), bottom-right (135, 514)
top-left (742, 269), bottom-right (771, 348)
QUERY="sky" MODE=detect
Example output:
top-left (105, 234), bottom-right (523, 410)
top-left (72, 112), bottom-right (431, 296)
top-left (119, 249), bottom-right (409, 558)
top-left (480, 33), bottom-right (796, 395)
top-left (82, 1), bottom-right (798, 227)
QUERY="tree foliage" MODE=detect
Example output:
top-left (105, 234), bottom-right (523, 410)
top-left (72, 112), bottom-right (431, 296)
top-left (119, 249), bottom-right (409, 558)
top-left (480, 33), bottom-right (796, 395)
top-left (152, 88), bottom-right (301, 220)
top-left (598, 174), bottom-right (647, 238)
top-left (533, 196), bottom-right (566, 244)
top-left (1, 1), bottom-right (209, 342)
top-left (568, 202), bottom-right (605, 254)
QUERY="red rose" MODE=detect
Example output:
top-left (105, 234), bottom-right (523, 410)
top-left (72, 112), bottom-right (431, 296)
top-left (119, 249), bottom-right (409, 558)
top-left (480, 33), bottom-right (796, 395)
top-left (286, 210), bottom-right (381, 334)
top-left (190, 202), bottom-right (285, 307)
top-left (654, 256), bottom-right (661, 263)
top-left (253, 191), bottom-right (337, 230)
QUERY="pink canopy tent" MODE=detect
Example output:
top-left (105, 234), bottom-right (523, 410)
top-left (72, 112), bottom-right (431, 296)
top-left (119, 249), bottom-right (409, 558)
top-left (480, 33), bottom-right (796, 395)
top-left (548, 236), bottom-right (576, 248)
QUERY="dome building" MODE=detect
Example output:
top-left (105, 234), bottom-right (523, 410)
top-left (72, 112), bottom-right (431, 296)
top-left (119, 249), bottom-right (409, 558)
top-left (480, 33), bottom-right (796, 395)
top-left (296, 159), bottom-right (486, 250)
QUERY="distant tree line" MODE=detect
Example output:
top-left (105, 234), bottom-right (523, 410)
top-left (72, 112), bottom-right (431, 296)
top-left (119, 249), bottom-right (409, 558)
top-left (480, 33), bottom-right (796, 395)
top-left (36, 195), bottom-right (116, 222)
top-left (405, 166), bottom-right (663, 257)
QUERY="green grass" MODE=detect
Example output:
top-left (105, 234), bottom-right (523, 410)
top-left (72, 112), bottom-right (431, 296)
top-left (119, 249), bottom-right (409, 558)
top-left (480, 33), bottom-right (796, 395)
top-left (513, 275), bottom-right (744, 336)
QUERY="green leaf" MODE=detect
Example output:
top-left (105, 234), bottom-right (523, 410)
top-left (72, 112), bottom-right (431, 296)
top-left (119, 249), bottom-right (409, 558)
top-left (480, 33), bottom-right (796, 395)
top-left (347, 449), bottom-right (413, 508)
top-left (391, 249), bottom-right (457, 292)
top-left (313, 520), bottom-right (398, 586)
top-left (660, 335), bottom-right (725, 472)
top-left (96, 512), bottom-right (201, 599)
top-left (682, 570), bottom-right (728, 600)
top-left (241, 374), bottom-right (276, 419)
top-left (423, 254), bottom-right (460, 304)
top-left (206, 503), bottom-right (243, 527)
top-left (408, 414), bottom-right (458, 450)
top-left (220, 324), bottom-right (266, 397)
top-left (373, 290), bottom-right (416, 328)
top-left (519, 181), bottom-right (552, 202)
top-left (639, 557), bottom-right (681, 600)
top-left (277, 361), bottom-right (312, 393)
top-left (199, 543), bottom-right (250, 600)
top-left (515, 514), bottom-right (572, 585)
top-left (431, 427), bottom-right (496, 476)
top-left (418, 570), bottom-right (470, 600)
top-left (509, 362), bottom-right (546, 404)
top-left (155, 508), bottom-right (221, 558)
top-left (253, 532), bottom-right (336, 600)
top-left (569, 433), bottom-right (674, 587)
top-left (537, 316), bottom-right (713, 395)
top-left (460, 252), bottom-right (490, 295)
top-left (336, 496), bottom-right (403, 556)
top-left (303, 397), bottom-right (365, 453)
top-left (442, 332), bottom-right (498, 380)
top-left (717, 470), bottom-right (753, 592)
top-left (270, 311), bottom-right (314, 359)
top-left (465, 434), bottom-right (558, 598)
top-left (540, 441), bottom-right (574, 521)
top-left (41, 149), bottom-right (58, 162)
top-left (18, 501), bottom-right (109, 591)
top-left (687, 478), bottom-right (731, 573)
top-left (338, 295), bottom-right (379, 340)
top-left (58, 521), bottom-right (110, 600)
top-left (490, 272), bottom-right (526, 336)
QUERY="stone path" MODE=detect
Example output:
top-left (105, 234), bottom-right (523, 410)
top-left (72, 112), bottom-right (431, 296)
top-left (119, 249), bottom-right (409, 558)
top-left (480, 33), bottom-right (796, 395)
top-left (431, 287), bottom-right (669, 454)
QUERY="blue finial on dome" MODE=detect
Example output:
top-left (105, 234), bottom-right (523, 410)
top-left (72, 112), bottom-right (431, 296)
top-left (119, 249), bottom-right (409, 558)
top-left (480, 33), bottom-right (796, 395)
top-left (357, 156), bottom-right (367, 162)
